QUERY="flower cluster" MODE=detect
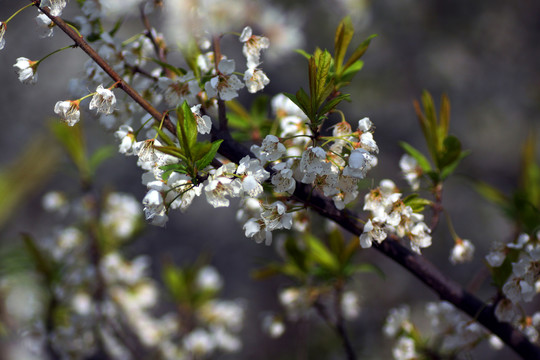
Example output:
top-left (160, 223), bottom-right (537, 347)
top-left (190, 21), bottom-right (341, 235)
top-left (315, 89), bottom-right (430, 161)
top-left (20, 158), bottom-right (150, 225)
top-left (1, 188), bottom-right (245, 360)
top-left (384, 302), bottom-right (502, 359)
top-left (361, 179), bottom-right (432, 253)
top-left (489, 232), bottom-right (540, 342)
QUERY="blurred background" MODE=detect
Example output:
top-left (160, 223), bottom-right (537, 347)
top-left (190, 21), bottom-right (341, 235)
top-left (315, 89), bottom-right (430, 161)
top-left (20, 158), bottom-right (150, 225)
top-left (1, 0), bottom-right (539, 359)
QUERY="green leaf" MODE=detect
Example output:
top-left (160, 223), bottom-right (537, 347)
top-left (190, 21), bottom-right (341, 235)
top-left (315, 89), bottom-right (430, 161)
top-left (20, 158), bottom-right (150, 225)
top-left (520, 133), bottom-right (540, 207)
top-left (284, 237), bottom-right (308, 274)
top-left (315, 51), bottom-right (333, 106)
top-left (306, 234), bottom-right (339, 272)
top-left (160, 163), bottom-right (188, 180)
top-left (403, 194), bottom-right (432, 213)
top-left (343, 34), bottom-right (377, 70)
top-left (347, 263), bottom-right (385, 279)
top-left (339, 60), bottom-right (364, 85)
top-left (470, 179), bottom-right (510, 208)
top-left (319, 93), bottom-right (350, 116)
top-left (195, 140), bottom-right (223, 171)
top-left (162, 264), bottom-right (186, 302)
top-left (294, 49), bottom-right (312, 60)
top-left (22, 233), bottom-right (54, 282)
top-left (439, 94), bottom-right (451, 138)
top-left (154, 145), bottom-right (187, 161)
top-left (399, 141), bottom-right (432, 172)
top-left (334, 16), bottom-right (354, 75)
top-left (328, 228), bottom-right (345, 260)
top-left (149, 58), bottom-right (186, 77)
top-left (181, 102), bottom-right (198, 151)
top-left (437, 135), bottom-right (462, 169)
top-left (154, 126), bottom-right (176, 147)
top-left (89, 145), bottom-right (115, 175)
top-left (440, 150), bottom-right (470, 180)
top-left (50, 122), bottom-right (89, 178)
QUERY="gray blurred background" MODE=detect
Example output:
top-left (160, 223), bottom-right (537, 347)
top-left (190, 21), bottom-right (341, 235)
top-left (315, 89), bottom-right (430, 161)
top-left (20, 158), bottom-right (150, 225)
top-left (1, 0), bottom-right (539, 359)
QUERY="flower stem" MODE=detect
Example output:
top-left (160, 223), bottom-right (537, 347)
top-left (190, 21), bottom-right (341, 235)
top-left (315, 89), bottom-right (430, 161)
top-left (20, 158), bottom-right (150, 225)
top-left (35, 44), bottom-right (77, 67)
top-left (4, 2), bottom-right (35, 24)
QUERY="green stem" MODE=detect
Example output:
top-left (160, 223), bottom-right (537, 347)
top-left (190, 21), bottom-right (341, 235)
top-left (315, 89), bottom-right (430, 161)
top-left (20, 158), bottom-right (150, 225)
top-left (35, 44), bottom-right (76, 67)
top-left (4, 2), bottom-right (36, 24)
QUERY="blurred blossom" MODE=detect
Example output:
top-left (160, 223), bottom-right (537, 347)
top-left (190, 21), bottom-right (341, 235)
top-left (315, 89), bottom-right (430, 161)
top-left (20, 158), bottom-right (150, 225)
top-left (196, 265), bottom-right (223, 292)
top-left (262, 314), bottom-right (285, 338)
top-left (341, 291), bottom-right (361, 320)
top-left (42, 191), bottom-right (68, 214)
top-left (101, 192), bottom-right (142, 240)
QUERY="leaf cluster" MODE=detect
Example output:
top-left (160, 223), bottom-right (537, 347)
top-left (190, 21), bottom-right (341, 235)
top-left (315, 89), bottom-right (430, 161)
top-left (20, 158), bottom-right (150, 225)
top-left (154, 101), bottom-right (222, 182)
top-left (401, 91), bottom-right (469, 185)
top-left (285, 17), bottom-right (376, 129)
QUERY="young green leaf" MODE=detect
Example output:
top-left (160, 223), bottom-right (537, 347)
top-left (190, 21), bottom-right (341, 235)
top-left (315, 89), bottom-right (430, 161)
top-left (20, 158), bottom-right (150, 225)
top-left (334, 16), bottom-right (354, 75)
top-left (342, 34), bottom-right (377, 70)
top-left (399, 141), bottom-right (432, 172)
top-left (195, 140), bottom-right (223, 171)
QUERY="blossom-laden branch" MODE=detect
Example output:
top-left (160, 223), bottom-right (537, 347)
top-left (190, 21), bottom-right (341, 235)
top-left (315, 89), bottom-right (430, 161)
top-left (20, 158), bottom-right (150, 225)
top-left (29, 1), bottom-right (540, 358)
top-left (34, 1), bottom-right (176, 135)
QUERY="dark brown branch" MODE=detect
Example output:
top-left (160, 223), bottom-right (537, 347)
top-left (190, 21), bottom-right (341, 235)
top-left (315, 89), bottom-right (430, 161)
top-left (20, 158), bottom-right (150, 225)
top-left (215, 131), bottom-right (540, 359)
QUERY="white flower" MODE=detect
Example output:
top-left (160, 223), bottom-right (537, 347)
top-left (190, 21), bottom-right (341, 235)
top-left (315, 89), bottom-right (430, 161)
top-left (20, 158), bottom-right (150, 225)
top-left (101, 192), bottom-right (142, 240)
top-left (191, 104), bottom-right (212, 134)
top-left (399, 154), bottom-right (422, 191)
top-left (199, 300), bottom-right (245, 331)
top-left (341, 291), bottom-right (361, 320)
top-left (114, 125), bottom-right (136, 155)
top-left (343, 148), bottom-right (377, 179)
top-left (271, 162), bottom-right (296, 193)
top-left (54, 100), bottom-right (80, 126)
top-left (142, 189), bottom-right (168, 227)
top-left (13, 57), bottom-right (38, 84)
top-left (237, 156), bottom-right (270, 197)
top-left (244, 67), bottom-right (270, 93)
top-left (359, 219), bottom-right (387, 248)
top-left (507, 233), bottom-right (530, 249)
top-left (408, 222), bottom-right (432, 253)
top-left (183, 329), bottom-right (216, 356)
top-left (383, 305), bottom-right (412, 338)
top-left (239, 26), bottom-right (270, 68)
top-left (158, 73), bottom-right (200, 107)
top-left (485, 248), bottom-right (506, 267)
top-left (261, 201), bottom-right (293, 231)
top-left (43, 0), bottom-right (67, 16)
top-left (358, 117), bottom-right (372, 132)
top-left (251, 134), bottom-right (286, 163)
top-left (35, 13), bottom-right (54, 38)
top-left (393, 337), bottom-right (417, 360)
top-left (299, 146), bottom-right (330, 184)
top-left (89, 84), bottom-right (116, 114)
top-left (205, 59), bottom-right (245, 101)
top-left (212, 327), bottom-right (242, 353)
top-left (243, 218), bottom-right (272, 245)
top-left (196, 266), bottom-right (223, 292)
top-left (449, 239), bottom-right (474, 264)
top-left (204, 173), bottom-right (242, 208)
top-left (166, 173), bottom-right (203, 212)
top-left (0, 22), bottom-right (6, 50)
top-left (272, 93), bottom-right (306, 118)
top-left (42, 191), bottom-right (68, 213)
top-left (262, 315), bottom-right (285, 338)
top-left (360, 132), bottom-right (378, 153)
